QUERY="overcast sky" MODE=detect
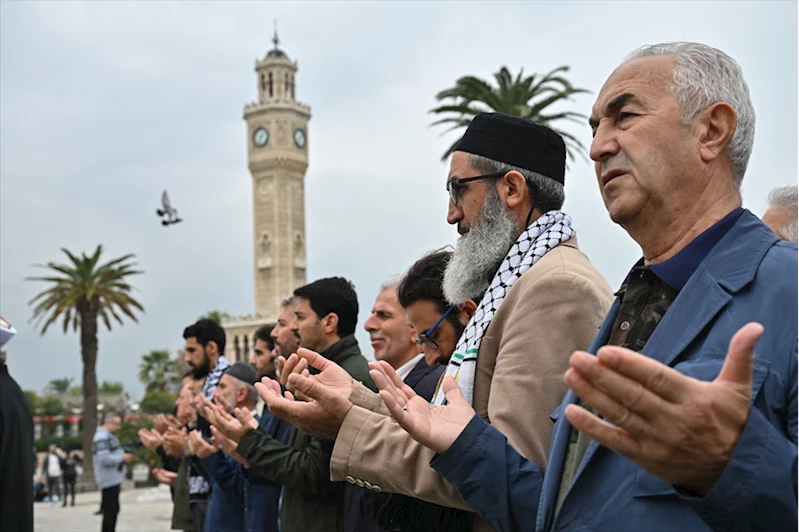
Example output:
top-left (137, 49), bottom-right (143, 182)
top-left (1, 1), bottom-right (796, 399)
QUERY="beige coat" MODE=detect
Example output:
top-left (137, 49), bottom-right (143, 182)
top-left (330, 237), bottom-right (613, 531)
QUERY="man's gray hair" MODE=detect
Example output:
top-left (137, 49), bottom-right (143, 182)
top-left (626, 42), bottom-right (755, 189)
top-left (103, 412), bottom-right (121, 424)
top-left (243, 383), bottom-right (258, 408)
top-left (767, 185), bottom-right (798, 242)
top-left (280, 296), bottom-right (299, 308)
top-left (379, 274), bottom-right (403, 292)
top-left (468, 153), bottom-right (565, 214)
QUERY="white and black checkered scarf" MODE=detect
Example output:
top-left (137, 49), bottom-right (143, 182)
top-left (432, 210), bottom-right (575, 406)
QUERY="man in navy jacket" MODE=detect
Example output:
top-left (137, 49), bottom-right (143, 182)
top-left (370, 42), bottom-right (797, 532)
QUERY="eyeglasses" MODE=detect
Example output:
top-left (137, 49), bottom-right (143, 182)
top-left (446, 171), bottom-right (506, 206)
top-left (416, 305), bottom-right (456, 349)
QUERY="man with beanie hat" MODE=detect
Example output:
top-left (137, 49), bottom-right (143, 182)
top-left (0, 317), bottom-right (34, 532)
top-left (186, 362), bottom-right (263, 532)
top-left (260, 113), bottom-right (614, 532)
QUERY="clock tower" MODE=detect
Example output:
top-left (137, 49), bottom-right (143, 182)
top-left (222, 32), bottom-right (311, 362)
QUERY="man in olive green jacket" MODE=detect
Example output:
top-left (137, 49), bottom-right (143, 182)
top-left (219, 277), bottom-right (376, 532)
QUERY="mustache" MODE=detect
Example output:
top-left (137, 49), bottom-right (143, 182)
top-left (369, 332), bottom-right (386, 341)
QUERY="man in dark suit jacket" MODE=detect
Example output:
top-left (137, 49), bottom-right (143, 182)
top-left (352, 276), bottom-right (445, 531)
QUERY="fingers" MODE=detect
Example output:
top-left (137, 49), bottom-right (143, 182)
top-left (564, 366), bottom-right (654, 438)
top-left (296, 348), bottom-right (334, 372)
top-left (281, 353), bottom-right (301, 387)
top-left (377, 361), bottom-right (417, 398)
top-left (593, 347), bottom-right (688, 404)
top-left (565, 403), bottom-right (644, 460)
top-left (255, 379), bottom-right (282, 401)
top-left (287, 373), bottom-right (337, 404)
top-left (568, 351), bottom-right (668, 423)
top-left (716, 322), bottom-right (763, 388)
top-left (234, 407), bottom-right (258, 429)
top-left (285, 359), bottom-right (309, 394)
top-left (369, 369), bottom-right (408, 410)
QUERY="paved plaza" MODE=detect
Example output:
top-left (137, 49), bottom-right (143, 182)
top-left (34, 486), bottom-right (173, 532)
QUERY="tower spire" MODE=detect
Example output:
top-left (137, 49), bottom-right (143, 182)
top-left (272, 20), bottom-right (279, 50)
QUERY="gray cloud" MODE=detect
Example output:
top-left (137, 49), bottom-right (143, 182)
top-left (1, 1), bottom-right (795, 398)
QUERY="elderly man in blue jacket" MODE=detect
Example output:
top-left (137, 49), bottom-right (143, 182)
top-left (360, 42), bottom-right (797, 532)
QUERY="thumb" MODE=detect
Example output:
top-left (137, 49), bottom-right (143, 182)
top-left (716, 322), bottom-right (763, 389)
top-left (442, 376), bottom-right (467, 407)
top-left (296, 348), bottom-right (332, 372)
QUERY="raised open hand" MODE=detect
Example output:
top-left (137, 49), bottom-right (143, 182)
top-left (138, 428), bottom-right (163, 451)
top-left (210, 426), bottom-right (249, 466)
top-left (565, 322), bottom-right (764, 495)
top-left (370, 361), bottom-right (476, 454)
top-left (279, 349), bottom-right (353, 399)
top-left (162, 427), bottom-right (187, 457)
top-left (187, 430), bottom-right (217, 459)
top-left (260, 370), bottom-right (352, 440)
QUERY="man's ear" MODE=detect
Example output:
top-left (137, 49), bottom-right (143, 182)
top-left (457, 300), bottom-right (478, 326)
top-left (206, 341), bottom-right (219, 357)
top-left (497, 170), bottom-right (528, 209)
top-left (322, 313), bottom-right (339, 335)
top-left (697, 102), bottom-right (736, 164)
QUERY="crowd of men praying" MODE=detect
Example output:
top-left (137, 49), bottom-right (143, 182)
top-left (106, 41), bottom-right (799, 532)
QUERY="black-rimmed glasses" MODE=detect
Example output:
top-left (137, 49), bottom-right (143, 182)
top-left (416, 305), bottom-right (456, 349)
top-left (446, 171), bottom-right (506, 206)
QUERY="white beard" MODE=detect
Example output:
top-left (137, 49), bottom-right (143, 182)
top-left (442, 190), bottom-right (518, 305)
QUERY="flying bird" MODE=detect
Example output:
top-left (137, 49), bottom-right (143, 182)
top-left (156, 190), bottom-right (183, 226)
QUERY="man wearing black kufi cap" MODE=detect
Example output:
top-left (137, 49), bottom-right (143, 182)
top-left (188, 362), bottom-right (284, 532)
top-left (258, 113), bottom-right (615, 532)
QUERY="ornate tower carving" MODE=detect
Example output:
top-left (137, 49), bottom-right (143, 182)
top-left (222, 31), bottom-right (311, 362)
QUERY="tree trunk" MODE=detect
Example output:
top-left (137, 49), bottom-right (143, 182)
top-left (79, 304), bottom-right (99, 482)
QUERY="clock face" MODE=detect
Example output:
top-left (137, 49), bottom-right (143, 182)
top-left (293, 128), bottom-right (306, 149)
top-left (253, 127), bottom-right (269, 147)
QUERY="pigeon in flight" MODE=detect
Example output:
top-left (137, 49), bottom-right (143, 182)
top-left (156, 190), bottom-right (183, 226)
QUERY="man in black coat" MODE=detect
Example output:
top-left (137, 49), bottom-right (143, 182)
top-left (0, 317), bottom-right (34, 532)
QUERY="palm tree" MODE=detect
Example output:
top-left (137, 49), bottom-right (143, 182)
top-left (27, 245), bottom-right (143, 480)
top-left (430, 65), bottom-right (590, 163)
top-left (198, 310), bottom-right (229, 324)
top-left (138, 349), bottom-right (176, 392)
top-left (45, 376), bottom-right (75, 395)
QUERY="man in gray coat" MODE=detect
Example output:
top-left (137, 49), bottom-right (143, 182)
top-left (93, 412), bottom-right (133, 532)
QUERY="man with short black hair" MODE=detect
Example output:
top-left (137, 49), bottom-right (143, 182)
top-left (397, 249), bottom-right (475, 367)
top-left (183, 319), bottom-right (230, 401)
top-left (250, 324), bottom-right (277, 381)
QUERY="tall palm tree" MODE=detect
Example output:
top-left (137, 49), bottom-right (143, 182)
top-left (27, 245), bottom-right (144, 479)
top-left (430, 65), bottom-right (590, 163)
top-left (138, 349), bottom-right (175, 392)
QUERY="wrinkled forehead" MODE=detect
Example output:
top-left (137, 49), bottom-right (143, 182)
top-left (592, 55), bottom-right (677, 117)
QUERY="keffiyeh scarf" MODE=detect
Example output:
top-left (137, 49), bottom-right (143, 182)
top-left (432, 210), bottom-right (575, 406)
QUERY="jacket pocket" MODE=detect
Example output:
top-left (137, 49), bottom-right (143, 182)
top-left (632, 355), bottom-right (770, 498)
